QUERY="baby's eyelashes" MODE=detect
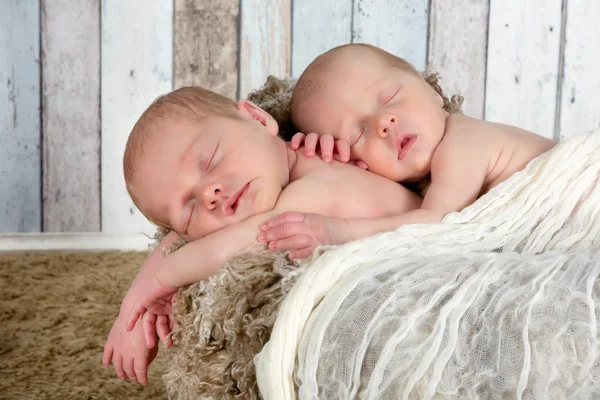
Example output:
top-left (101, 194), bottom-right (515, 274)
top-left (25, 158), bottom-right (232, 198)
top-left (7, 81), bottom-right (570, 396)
top-left (379, 87), bottom-right (400, 106)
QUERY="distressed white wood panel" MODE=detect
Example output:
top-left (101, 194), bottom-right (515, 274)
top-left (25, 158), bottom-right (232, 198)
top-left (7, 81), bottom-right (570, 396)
top-left (352, 0), bottom-right (428, 71)
top-left (239, 0), bottom-right (291, 98)
top-left (174, 0), bottom-right (239, 98)
top-left (485, 0), bottom-right (562, 139)
top-left (291, 0), bottom-right (353, 77)
top-left (101, 1), bottom-right (173, 234)
top-left (428, 0), bottom-right (489, 119)
top-left (42, 0), bottom-right (100, 232)
top-left (558, 0), bottom-right (600, 140)
top-left (0, 1), bottom-right (41, 233)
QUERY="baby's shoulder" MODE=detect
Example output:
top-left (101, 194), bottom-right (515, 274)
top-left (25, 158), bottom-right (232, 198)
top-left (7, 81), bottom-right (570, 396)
top-left (276, 175), bottom-right (330, 215)
top-left (443, 114), bottom-right (495, 143)
top-left (435, 116), bottom-right (500, 165)
top-left (278, 153), bottom-right (333, 213)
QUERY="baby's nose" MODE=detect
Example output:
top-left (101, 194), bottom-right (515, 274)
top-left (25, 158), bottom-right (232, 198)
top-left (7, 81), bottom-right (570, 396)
top-left (376, 114), bottom-right (397, 138)
top-left (200, 183), bottom-right (222, 210)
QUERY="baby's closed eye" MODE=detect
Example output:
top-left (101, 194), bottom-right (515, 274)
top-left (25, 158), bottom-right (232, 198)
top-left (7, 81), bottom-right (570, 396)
top-left (379, 87), bottom-right (400, 106)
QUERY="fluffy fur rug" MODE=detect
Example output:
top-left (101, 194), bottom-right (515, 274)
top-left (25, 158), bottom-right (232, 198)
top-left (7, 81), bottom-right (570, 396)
top-left (0, 251), bottom-right (167, 399)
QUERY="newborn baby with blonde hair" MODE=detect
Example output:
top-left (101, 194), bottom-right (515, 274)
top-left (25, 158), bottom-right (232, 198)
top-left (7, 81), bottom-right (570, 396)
top-left (103, 83), bottom-right (422, 385)
top-left (259, 43), bottom-right (557, 256)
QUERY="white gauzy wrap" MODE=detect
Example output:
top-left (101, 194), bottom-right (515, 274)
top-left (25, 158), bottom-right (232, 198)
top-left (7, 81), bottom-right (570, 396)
top-left (255, 131), bottom-right (600, 399)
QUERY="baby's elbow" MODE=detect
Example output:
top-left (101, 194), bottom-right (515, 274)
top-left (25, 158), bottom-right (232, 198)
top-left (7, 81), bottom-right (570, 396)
top-left (422, 208), bottom-right (450, 223)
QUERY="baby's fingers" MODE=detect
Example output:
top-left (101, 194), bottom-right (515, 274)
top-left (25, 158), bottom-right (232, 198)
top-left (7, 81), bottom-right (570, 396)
top-left (142, 312), bottom-right (158, 349)
top-left (348, 159), bottom-right (369, 170)
top-left (134, 357), bottom-right (149, 386)
top-left (260, 211), bottom-right (306, 232)
top-left (268, 234), bottom-right (312, 252)
top-left (319, 135), bottom-right (335, 162)
top-left (102, 343), bottom-right (114, 368)
top-left (288, 247), bottom-right (316, 261)
top-left (303, 133), bottom-right (320, 157)
top-left (333, 140), bottom-right (351, 163)
top-left (126, 304), bottom-right (146, 332)
top-left (290, 132), bottom-right (306, 149)
top-left (156, 315), bottom-right (172, 348)
top-left (259, 221), bottom-right (309, 244)
top-left (123, 357), bottom-right (138, 383)
top-left (113, 353), bottom-right (126, 380)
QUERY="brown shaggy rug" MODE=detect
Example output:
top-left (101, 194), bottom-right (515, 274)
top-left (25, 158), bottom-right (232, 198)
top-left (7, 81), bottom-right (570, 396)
top-left (0, 251), bottom-right (168, 400)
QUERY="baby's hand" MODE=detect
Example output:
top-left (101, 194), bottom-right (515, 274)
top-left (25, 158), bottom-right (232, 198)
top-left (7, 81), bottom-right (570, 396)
top-left (102, 312), bottom-right (159, 386)
top-left (290, 132), bottom-right (369, 169)
top-left (126, 276), bottom-right (179, 340)
top-left (257, 211), bottom-right (348, 260)
top-left (290, 132), bottom-right (350, 163)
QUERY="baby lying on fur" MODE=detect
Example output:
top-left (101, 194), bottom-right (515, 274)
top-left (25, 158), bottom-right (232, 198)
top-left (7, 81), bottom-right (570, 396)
top-left (259, 44), bottom-right (557, 258)
top-left (102, 82), bottom-right (426, 386)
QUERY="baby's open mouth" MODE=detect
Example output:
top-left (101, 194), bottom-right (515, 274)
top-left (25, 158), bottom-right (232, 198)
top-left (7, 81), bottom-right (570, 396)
top-left (224, 183), bottom-right (250, 215)
top-left (396, 134), bottom-right (416, 160)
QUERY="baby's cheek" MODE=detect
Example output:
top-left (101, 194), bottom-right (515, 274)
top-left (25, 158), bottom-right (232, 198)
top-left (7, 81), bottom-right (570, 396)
top-left (252, 187), bottom-right (280, 215)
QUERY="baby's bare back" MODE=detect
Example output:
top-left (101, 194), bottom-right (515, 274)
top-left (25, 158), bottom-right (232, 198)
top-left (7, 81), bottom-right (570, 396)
top-left (277, 150), bottom-right (422, 220)
top-left (444, 115), bottom-right (556, 195)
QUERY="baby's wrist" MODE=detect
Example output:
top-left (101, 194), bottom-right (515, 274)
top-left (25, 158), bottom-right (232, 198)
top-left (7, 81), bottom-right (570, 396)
top-left (120, 293), bottom-right (137, 314)
top-left (336, 218), bottom-right (353, 244)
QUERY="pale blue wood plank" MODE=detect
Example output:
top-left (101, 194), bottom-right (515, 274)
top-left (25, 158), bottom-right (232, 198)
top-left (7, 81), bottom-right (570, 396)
top-left (0, 0), bottom-right (41, 232)
top-left (353, 0), bottom-right (429, 70)
top-left (291, 0), bottom-right (353, 77)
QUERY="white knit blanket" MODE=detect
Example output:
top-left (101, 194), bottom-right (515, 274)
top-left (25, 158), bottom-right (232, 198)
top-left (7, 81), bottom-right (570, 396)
top-left (255, 131), bottom-right (600, 399)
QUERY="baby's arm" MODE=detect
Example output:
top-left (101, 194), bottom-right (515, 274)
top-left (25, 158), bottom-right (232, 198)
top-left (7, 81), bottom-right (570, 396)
top-left (261, 143), bottom-right (488, 251)
top-left (125, 179), bottom-right (332, 329)
top-left (125, 210), bottom-right (286, 330)
top-left (157, 211), bottom-right (283, 287)
top-left (343, 145), bottom-right (488, 240)
top-left (102, 230), bottom-right (179, 384)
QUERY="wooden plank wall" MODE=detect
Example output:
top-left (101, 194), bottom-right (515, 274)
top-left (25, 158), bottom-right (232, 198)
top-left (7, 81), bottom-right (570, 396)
top-left (1, 1), bottom-right (40, 233)
top-left (42, 0), bottom-right (100, 232)
top-left (1, 0), bottom-right (599, 234)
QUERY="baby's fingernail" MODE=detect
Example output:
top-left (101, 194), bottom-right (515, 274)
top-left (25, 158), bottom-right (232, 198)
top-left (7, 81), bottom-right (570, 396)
top-left (257, 233), bottom-right (265, 241)
top-left (269, 242), bottom-right (277, 250)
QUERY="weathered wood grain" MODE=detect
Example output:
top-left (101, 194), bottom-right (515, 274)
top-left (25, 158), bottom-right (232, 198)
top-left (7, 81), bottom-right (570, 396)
top-left (41, 0), bottom-right (100, 231)
top-left (239, 0), bottom-right (291, 98)
top-left (101, 0), bottom-right (173, 234)
top-left (428, 0), bottom-right (489, 119)
top-left (558, 0), bottom-right (600, 139)
top-left (174, 0), bottom-right (239, 98)
top-left (485, 0), bottom-right (562, 138)
top-left (353, 0), bottom-right (429, 70)
top-left (291, 0), bottom-right (353, 77)
top-left (0, 0), bottom-right (41, 232)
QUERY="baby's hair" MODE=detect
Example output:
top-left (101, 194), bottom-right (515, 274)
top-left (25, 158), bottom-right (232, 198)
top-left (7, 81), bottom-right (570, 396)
top-left (123, 86), bottom-right (240, 224)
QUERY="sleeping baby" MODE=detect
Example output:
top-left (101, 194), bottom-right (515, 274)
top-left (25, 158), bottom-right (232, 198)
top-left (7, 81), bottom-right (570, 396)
top-left (258, 43), bottom-right (557, 257)
top-left (103, 84), bottom-right (423, 384)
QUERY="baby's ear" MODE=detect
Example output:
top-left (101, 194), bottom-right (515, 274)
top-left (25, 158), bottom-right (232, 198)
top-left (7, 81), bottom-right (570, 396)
top-left (237, 100), bottom-right (279, 136)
